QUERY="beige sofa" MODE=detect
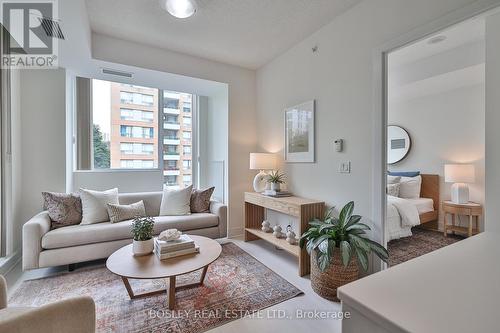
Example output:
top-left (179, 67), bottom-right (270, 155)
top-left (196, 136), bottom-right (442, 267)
top-left (23, 191), bottom-right (227, 270)
top-left (0, 275), bottom-right (95, 333)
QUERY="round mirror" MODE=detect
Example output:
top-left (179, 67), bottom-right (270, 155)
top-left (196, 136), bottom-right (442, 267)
top-left (387, 125), bottom-right (411, 164)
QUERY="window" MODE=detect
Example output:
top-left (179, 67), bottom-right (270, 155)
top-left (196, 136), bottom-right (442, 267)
top-left (164, 98), bottom-right (179, 109)
top-left (120, 160), bottom-right (155, 169)
top-left (120, 91), bottom-right (154, 106)
top-left (165, 175), bottom-right (177, 186)
top-left (87, 79), bottom-right (196, 180)
top-left (165, 145), bottom-right (177, 154)
top-left (120, 126), bottom-right (154, 139)
top-left (165, 115), bottom-right (178, 124)
top-left (165, 160), bottom-right (177, 170)
top-left (120, 143), bottom-right (154, 155)
top-left (120, 109), bottom-right (154, 122)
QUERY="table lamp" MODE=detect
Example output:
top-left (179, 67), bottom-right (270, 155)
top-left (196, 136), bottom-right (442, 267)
top-left (445, 164), bottom-right (475, 204)
top-left (250, 153), bottom-right (277, 192)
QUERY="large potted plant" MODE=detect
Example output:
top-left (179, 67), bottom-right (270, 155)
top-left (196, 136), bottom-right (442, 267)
top-left (299, 201), bottom-right (389, 301)
top-left (131, 216), bottom-right (155, 256)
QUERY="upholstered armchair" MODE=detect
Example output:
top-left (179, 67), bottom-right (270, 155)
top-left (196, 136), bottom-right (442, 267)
top-left (0, 275), bottom-right (96, 333)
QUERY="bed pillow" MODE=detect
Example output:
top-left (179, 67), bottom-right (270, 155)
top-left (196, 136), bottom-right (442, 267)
top-left (160, 185), bottom-right (193, 216)
top-left (398, 175), bottom-right (422, 199)
top-left (387, 175), bottom-right (401, 184)
top-left (190, 187), bottom-right (215, 213)
top-left (42, 192), bottom-right (82, 229)
top-left (388, 171), bottom-right (421, 177)
top-left (386, 183), bottom-right (401, 197)
top-left (107, 200), bottom-right (146, 223)
top-left (80, 188), bottom-right (119, 224)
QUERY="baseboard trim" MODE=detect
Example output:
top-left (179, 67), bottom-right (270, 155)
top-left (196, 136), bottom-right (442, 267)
top-left (0, 249), bottom-right (22, 276)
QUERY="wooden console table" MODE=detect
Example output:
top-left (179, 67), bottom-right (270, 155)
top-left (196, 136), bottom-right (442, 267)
top-left (244, 192), bottom-right (324, 276)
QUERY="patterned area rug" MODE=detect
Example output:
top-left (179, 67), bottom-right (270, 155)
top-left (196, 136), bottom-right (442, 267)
top-left (10, 243), bottom-right (303, 333)
top-left (388, 228), bottom-right (464, 267)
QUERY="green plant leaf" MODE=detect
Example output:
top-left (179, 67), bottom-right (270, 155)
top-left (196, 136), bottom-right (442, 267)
top-left (339, 201), bottom-right (354, 227)
top-left (349, 234), bottom-right (371, 253)
top-left (319, 223), bottom-right (337, 233)
top-left (340, 241), bottom-right (352, 267)
top-left (324, 206), bottom-right (335, 220)
top-left (355, 246), bottom-right (369, 271)
top-left (310, 234), bottom-right (330, 252)
top-left (344, 215), bottom-right (362, 229)
top-left (365, 239), bottom-right (389, 262)
top-left (346, 223), bottom-right (371, 231)
top-left (317, 252), bottom-right (331, 272)
top-left (308, 221), bottom-right (324, 227)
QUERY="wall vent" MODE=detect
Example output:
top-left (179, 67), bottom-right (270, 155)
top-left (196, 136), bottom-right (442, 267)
top-left (101, 68), bottom-right (134, 78)
top-left (38, 17), bottom-right (65, 39)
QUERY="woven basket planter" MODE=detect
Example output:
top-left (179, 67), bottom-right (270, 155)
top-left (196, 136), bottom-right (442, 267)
top-left (311, 250), bottom-right (359, 302)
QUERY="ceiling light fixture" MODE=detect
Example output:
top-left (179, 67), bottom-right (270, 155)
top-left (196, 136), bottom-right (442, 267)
top-left (427, 35), bottom-right (447, 45)
top-left (160, 0), bottom-right (197, 19)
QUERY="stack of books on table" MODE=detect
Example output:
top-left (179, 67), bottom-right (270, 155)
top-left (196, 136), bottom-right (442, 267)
top-left (263, 190), bottom-right (293, 198)
top-left (154, 234), bottom-right (199, 260)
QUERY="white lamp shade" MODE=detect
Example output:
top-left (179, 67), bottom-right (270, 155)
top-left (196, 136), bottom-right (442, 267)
top-left (444, 164), bottom-right (475, 183)
top-left (250, 153), bottom-right (277, 170)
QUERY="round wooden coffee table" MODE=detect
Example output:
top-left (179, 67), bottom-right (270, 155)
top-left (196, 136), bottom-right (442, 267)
top-left (106, 235), bottom-right (222, 309)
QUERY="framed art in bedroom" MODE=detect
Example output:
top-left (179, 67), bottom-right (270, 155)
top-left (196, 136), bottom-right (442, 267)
top-left (284, 100), bottom-right (315, 163)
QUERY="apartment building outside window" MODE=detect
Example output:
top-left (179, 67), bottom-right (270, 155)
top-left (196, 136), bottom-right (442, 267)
top-left (90, 79), bottom-right (195, 188)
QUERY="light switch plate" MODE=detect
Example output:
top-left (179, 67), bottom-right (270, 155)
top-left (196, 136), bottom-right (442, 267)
top-left (339, 161), bottom-right (351, 173)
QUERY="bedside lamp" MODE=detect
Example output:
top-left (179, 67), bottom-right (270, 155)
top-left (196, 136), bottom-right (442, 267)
top-left (250, 153), bottom-right (277, 193)
top-left (445, 164), bottom-right (475, 204)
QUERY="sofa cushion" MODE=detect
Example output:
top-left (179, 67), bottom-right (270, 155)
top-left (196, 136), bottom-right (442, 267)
top-left (107, 200), bottom-right (146, 223)
top-left (41, 214), bottom-right (219, 249)
top-left (42, 192), bottom-right (82, 229)
top-left (80, 188), bottom-right (119, 225)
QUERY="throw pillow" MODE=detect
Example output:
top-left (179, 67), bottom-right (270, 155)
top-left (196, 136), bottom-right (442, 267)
top-left (398, 175), bottom-right (422, 199)
top-left (190, 187), bottom-right (215, 213)
top-left (160, 185), bottom-right (193, 216)
top-left (386, 183), bottom-right (401, 197)
top-left (107, 200), bottom-right (146, 223)
top-left (42, 192), bottom-right (82, 229)
top-left (80, 188), bottom-right (119, 224)
top-left (387, 175), bottom-right (401, 184)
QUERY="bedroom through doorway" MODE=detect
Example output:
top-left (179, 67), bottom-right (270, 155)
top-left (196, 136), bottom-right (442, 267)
top-left (385, 17), bottom-right (486, 266)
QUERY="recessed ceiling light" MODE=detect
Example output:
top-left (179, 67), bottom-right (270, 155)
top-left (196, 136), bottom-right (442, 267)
top-left (427, 35), bottom-right (447, 45)
top-left (160, 0), bottom-right (197, 19)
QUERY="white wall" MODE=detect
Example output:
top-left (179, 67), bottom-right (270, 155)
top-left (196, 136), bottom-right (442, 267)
top-left (256, 0), bottom-right (484, 227)
top-left (20, 69), bottom-right (67, 226)
top-left (4, 69), bottom-right (22, 255)
top-left (389, 84), bottom-right (485, 229)
top-left (485, 12), bottom-right (500, 233)
top-left (91, 33), bottom-right (256, 237)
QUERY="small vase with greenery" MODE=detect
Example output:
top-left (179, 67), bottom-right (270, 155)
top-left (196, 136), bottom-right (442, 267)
top-left (131, 216), bottom-right (155, 256)
top-left (299, 201), bottom-right (389, 301)
top-left (267, 170), bottom-right (286, 192)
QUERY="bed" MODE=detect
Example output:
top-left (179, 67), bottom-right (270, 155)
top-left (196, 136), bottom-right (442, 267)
top-left (386, 174), bottom-right (439, 241)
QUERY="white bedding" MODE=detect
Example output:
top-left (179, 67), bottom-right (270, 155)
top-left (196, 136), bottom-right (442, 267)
top-left (386, 196), bottom-right (434, 241)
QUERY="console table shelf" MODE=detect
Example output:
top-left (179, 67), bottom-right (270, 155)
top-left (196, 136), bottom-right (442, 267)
top-left (244, 192), bottom-right (324, 276)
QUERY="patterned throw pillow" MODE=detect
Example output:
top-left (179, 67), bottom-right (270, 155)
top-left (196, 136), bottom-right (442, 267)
top-left (386, 183), bottom-right (401, 197)
top-left (190, 187), bottom-right (215, 213)
top-left (106, 201), bottom-right (146, 223)
top-left (42, 192), bottom-right (82, 229)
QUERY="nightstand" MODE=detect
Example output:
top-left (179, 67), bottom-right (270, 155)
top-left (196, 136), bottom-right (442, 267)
top-left (442, 201), bottom-right (482, 237)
